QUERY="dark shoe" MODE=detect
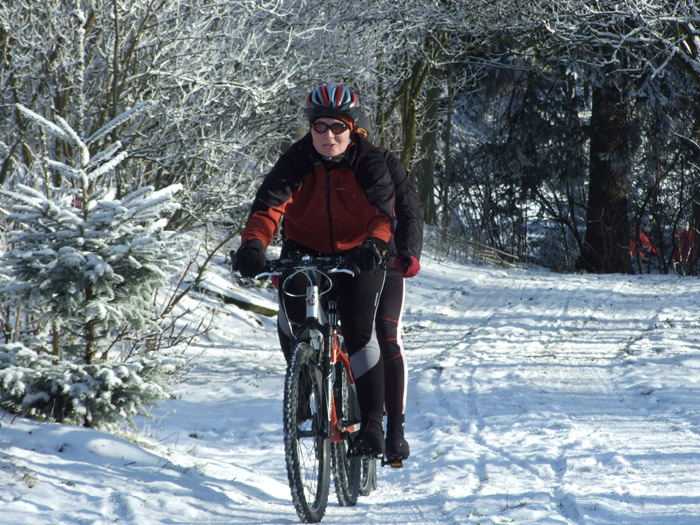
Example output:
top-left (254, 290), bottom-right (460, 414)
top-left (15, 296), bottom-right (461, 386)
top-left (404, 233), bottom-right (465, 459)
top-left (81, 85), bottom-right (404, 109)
top-left (348, 413), bottom-right (385, 458)
top-left (385, 414), bottom-right (410, 463)
top-left (385, 435), bottom-right (410, 462)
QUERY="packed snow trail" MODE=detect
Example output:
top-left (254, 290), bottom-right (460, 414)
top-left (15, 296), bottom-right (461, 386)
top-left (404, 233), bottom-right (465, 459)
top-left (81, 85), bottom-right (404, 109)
top-left (2, 254), bottom-right (700, 524)
top-left (401, 259), bottom-right (700, 524)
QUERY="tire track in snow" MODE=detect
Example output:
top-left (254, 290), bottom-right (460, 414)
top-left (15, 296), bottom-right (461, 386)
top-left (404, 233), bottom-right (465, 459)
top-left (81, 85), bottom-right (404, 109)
top-left (404, 264), bottom-right (700, 523)
top-left (403, 264), bottom-right (537, 520)
top-left (403, 266), bottom-right (629, 522)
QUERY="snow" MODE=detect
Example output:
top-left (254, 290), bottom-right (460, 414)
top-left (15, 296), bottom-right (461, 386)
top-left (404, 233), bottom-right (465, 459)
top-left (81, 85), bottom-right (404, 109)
top-left (2, 252), bottom-right (700, 524)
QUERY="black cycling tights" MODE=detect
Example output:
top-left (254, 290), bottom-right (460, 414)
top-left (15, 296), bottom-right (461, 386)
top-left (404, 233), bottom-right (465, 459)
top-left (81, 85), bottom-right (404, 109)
top-left (375, 269), bottom-right (407, 416)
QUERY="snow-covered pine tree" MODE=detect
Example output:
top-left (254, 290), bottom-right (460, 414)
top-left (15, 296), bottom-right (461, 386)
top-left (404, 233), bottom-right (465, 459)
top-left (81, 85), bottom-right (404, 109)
top-left (0, 103), bottom-right (190, 428)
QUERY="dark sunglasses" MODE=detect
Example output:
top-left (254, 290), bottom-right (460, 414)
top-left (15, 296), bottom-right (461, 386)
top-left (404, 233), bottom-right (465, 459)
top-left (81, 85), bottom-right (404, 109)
top-left (311, 121), bottom-right (349, 134)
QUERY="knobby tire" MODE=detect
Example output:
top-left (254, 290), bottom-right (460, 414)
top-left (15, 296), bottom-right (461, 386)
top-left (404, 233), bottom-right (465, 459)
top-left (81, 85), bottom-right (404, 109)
top-left (283, 342), bottom-right (330, 523)
top-left (331, 360), bottom-right (361, 506)
top-left (358, 457), bottom-right (377, 496)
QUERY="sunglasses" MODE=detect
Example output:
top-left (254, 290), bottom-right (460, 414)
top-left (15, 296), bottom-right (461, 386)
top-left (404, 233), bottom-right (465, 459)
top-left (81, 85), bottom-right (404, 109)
top-left (311, 121), bottom-right (349, 134)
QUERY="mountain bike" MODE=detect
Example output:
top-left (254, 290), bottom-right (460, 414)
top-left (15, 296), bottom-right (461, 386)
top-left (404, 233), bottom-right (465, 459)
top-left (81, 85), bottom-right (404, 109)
top-left (256, 253), bottom-right (377, 523)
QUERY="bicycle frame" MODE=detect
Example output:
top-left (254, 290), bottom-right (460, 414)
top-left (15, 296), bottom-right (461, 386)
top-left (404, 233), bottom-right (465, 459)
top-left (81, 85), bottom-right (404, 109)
top-left (263, 254), bottom-right (359, 442)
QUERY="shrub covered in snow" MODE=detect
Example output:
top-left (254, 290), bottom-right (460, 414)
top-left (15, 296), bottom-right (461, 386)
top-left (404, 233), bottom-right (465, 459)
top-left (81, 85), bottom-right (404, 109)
top-left (0, 104), bottom-right (190, 428)
top-left (0, 343), bottom-right (179, 427)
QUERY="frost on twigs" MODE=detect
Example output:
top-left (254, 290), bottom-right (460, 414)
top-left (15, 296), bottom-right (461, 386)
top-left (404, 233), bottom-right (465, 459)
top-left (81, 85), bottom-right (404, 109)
top-left (0, 104), bottom-right (193, 429)
top-left (0, 343), bottom-right (179, 429)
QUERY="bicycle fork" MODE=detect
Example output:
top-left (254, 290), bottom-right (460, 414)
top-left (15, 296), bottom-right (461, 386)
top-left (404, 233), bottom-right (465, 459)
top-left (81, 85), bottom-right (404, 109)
top-left (302, 281), bottom-right (335, 444)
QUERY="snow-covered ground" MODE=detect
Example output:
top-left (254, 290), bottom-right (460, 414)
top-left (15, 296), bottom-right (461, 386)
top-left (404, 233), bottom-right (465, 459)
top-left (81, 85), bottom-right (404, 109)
top-left (3, 252), bottom-right (700, 524)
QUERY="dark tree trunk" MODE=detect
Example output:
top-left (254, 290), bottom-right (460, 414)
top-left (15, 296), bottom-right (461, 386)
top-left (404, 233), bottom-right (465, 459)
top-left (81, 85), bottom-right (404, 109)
top-left (416, 83), bottom-right (440, 225)
top-left (577, 82), bottom-right (633, 274)
top-left (691, 184), bottom-right (700, 274)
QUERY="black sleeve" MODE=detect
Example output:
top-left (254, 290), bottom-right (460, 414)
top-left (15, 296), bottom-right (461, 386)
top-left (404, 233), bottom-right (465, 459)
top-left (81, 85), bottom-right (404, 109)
top-left (248, 137), bottom-right (309, 216)
top-left (351, 136), bottom-right (397, 234)
top-left (383, 148), bottom-right (424, 260)
top-left (243, 137), bottom-right (310, 245)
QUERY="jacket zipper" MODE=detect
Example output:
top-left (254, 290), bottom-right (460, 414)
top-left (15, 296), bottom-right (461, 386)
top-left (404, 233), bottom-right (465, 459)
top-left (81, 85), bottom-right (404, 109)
top-left (325, 166), bottom-right (336, 253)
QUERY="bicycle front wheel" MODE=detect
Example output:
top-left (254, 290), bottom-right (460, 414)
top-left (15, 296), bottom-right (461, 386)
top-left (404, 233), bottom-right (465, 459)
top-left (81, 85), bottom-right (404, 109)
top-left (284, 342), bottom-right (331, 523)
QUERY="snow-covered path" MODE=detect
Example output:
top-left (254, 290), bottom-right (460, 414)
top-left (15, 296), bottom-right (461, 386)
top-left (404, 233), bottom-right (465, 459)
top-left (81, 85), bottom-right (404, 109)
top-left (402, 262), bottom-right (700, 523)
top-left (3, 255), bottom-right (700, 524)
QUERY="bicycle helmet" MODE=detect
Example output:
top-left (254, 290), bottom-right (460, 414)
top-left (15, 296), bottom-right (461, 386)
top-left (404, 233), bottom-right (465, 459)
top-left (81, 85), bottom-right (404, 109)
top-left (304, 84), bottom-right (361, 123)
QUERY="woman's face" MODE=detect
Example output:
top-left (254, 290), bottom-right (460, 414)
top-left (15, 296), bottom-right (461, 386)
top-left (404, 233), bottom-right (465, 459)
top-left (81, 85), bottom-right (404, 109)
top-left (310, 117), bottom-right (352, 158)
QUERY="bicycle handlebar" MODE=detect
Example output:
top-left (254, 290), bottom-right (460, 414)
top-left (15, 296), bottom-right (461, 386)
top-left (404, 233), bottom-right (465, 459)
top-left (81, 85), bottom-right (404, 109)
top-left (255, 253), bottom-right (355, 280)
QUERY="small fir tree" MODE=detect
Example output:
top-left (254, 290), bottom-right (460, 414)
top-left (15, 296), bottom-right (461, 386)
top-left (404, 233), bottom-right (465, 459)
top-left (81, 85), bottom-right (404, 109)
top-left (0, 103), bottom-right (189, 428)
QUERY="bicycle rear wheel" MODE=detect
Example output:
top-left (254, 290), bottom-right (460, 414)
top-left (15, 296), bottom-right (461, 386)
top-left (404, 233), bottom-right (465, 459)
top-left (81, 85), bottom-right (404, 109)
top-left (358, 457), bottom-right (377, 496)
top-left (284, 342), bottom-right (330, 523)
top-left (331, 361), bottom-right (361, 506)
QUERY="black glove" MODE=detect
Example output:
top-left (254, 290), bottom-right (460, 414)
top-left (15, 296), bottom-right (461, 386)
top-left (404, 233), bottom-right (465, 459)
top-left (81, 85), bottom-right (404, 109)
top-left (234, 239), bottom-right (266, 277)
top-left (346, 238), bottom-right (388, 274)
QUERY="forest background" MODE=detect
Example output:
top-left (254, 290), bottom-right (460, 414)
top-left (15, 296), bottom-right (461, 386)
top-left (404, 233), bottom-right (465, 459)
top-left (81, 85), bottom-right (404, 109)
top-left (2, 1), bottom-right (700, 428)
top-left (4, 1), bottom-right (700, 275)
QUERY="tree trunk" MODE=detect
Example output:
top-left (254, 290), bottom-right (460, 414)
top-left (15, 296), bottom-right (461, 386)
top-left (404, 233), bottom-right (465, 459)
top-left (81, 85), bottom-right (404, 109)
top-left (416, 83), bottom-right (440, 225)
top-left (577, 82), bottom-right (633, 274)
top-left (440, 67), bottom-right (453, 229)
top-left (691, 184), bottom-right (700, 273)
top-left (399, 58), bottom-right (429, 170)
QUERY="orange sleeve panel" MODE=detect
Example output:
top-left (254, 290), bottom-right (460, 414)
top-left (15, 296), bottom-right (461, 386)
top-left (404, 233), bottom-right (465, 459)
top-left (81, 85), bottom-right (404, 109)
top-left (366, 213), bottom-right (392, 245)
top-left (241, 204), bottom-right (287, 247)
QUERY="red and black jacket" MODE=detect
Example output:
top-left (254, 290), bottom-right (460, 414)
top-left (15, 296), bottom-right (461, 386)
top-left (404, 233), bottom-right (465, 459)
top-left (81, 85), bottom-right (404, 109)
top-left (242, 133), bottom-right (396, 254)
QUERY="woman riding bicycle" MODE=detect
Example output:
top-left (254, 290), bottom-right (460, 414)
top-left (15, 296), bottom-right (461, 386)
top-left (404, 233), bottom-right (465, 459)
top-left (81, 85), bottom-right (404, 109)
top-left (234, 83), bottom-right (396, 459)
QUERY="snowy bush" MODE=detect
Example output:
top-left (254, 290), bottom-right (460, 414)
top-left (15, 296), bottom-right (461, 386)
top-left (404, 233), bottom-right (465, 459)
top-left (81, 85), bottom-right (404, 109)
top-left (0, 343), bottom-right (179, 428)
top-left (0, 104), bottom-right (192, 428)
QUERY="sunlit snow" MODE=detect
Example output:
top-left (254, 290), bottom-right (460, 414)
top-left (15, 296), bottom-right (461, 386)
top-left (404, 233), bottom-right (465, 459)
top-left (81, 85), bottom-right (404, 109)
top-left (2, 252), bottom-right (700, 524)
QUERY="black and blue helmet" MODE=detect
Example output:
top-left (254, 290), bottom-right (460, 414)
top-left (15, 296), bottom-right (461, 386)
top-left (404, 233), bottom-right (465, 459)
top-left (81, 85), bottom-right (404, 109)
top-left (304, 84), bottom-right (361, 123)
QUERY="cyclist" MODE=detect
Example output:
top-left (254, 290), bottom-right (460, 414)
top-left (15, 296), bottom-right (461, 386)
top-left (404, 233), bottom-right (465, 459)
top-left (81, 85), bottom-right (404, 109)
top-left (234, 84), bottom-right (396, 459)
top-left (356, 114), bottom-right (424, 465)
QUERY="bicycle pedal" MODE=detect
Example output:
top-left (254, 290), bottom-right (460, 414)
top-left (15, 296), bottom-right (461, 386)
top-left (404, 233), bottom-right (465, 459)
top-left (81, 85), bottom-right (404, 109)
top-left (382, 457), bottom-right (403, 468)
